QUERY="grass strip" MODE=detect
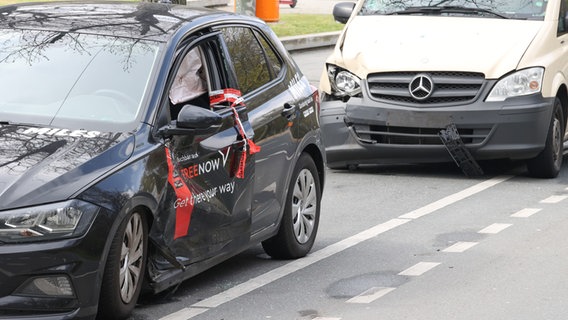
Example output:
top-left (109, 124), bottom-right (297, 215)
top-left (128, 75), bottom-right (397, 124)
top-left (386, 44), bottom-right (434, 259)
top-left (268, 13), bottom-right (343, 37)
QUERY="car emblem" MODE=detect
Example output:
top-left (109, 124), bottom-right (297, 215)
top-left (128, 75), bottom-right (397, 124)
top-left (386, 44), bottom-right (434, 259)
top-left (409, 73), bottom-right (434, 101)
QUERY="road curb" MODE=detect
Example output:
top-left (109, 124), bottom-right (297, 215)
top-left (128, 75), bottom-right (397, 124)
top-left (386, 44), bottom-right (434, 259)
top-left (280, 31), bottom-right (340, 52)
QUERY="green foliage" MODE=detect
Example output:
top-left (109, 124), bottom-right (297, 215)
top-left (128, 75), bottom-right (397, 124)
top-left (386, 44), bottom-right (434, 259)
top-left (268, 14), bottom-right (344, 37)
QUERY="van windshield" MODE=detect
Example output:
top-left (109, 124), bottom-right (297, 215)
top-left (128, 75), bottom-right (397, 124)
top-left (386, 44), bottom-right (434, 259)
top-left (360, 0), bottom-right (547, 20)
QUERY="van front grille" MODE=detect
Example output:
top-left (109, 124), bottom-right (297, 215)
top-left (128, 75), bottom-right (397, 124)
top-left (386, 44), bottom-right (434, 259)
top-left (367, 71), bottom-right (485, 106)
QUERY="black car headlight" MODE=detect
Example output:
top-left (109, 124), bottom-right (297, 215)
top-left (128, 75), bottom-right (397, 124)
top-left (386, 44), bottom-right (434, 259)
top-left (327, 64), bottom-right (362, 98)
top-left (0, 200), bottom-right (98, 243)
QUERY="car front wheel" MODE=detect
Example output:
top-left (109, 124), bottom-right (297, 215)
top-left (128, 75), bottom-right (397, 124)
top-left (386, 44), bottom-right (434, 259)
top-left (97, 210), bottom-right (148, 320)
top-left (527, 97), bottom-right (564, 178)
top-left (262, 153), bottom-right (321, 259)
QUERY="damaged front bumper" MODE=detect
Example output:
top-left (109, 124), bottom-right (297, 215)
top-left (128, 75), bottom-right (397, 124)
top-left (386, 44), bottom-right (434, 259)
top-left (320, 93), bottom-right (555, 169)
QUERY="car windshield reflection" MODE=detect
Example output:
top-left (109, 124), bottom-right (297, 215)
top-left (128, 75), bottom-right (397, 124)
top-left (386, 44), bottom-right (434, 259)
top-left (0, 30), bottom-right (159, 130)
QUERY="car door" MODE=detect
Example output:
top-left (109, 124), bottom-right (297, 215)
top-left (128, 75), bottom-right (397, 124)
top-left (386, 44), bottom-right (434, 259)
top-left (150, 34), bottom-right (255, 267)
top-left (216, 26), bottom-right (301, 235)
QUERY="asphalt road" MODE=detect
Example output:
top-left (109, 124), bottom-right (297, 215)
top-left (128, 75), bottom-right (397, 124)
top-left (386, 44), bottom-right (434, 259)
top-left (291, 47), bottom-right (332, 88)
top-left (127, 47), bottom-right (568, 320)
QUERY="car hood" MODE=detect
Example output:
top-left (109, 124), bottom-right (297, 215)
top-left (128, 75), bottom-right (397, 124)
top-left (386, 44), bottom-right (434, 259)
top-left (338, 16), bottom-right (543, 79)
top-left (0, 124), bottom-right (134, 210)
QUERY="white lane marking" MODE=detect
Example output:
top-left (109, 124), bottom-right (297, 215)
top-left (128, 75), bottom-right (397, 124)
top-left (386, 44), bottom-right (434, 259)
top-left (399, 176), bottom-right (513, 219)
top-left (313, 318), bottom-right (342, 320)
top-left (442, 241), bottom-right (478, 253)
top-left (540, 195), bottom-right (568, 204)
top-left (398, 262), bottom-right (441, 276)
top-left (478, 223), bottom-right (512, 234)
top-left (160, 176), bottom-right (509, 320)
top-left (511, 208), bottom-right (541, 218)
top-left (160, 307), bottom-right (208, 320)
top-left (346, 287), bottom-right (396, 304)
top-left (159, 219), bottom-right (410, 319)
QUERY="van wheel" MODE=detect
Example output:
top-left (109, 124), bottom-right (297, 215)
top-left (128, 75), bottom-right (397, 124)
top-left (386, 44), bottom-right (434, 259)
top-left (97, 211), bottom-right (148, 320)
top-left (262, 154), bottom-right (321, 259)
top-left (527, 97), bottom-right (564, 178)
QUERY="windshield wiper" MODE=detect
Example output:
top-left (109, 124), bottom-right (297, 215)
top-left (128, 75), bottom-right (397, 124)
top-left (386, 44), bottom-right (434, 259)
top-left (388, 6), bottom-right (509, 19)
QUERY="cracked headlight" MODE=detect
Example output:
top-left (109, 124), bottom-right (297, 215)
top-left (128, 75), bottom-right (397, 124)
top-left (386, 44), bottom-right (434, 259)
top-left (0, 200), bottom-right (98, 243)
top-left (487, 67), bottom-right (544, 102)
top-left (327, 64), bottom-right (362, 97)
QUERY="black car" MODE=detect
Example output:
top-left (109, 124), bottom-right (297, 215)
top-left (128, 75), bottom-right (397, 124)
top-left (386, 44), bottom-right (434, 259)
top-left (0, 2), bottom-right (325, 319)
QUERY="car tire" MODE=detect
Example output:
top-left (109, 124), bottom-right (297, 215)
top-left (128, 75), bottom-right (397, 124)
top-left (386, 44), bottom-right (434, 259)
top-left (97, 210), bottom-right (148, 320)
top-left (527, 97), bottom-right (564, 179)
top-left (262, 154), bottom-right (321, 259)
top-left (289, 0), bottom-right (297, 8)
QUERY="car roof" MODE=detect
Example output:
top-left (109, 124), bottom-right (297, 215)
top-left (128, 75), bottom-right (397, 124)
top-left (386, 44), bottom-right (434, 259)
top-left (0, 1), bottom-right (241, 42)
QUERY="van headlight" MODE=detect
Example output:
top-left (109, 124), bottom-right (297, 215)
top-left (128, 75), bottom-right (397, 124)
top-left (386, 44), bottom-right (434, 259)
top-left (487, 67), bottom-right (544, 102)
top-left (0, 200), bottom-right (98, 243)
top-left (327, 64), bottom-right (362, 97)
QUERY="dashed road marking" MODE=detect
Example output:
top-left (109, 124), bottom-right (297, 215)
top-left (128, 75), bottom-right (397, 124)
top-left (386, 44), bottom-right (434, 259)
top-left (161, 307), bottom-right (207, 320)
top-left (346, 287), bottom-right (396, 304)
top-left (478, 223), bottom-right (512, 234)
top-left (540, 195), bottom-right (568, 204)
top-left (399, 262), bottom-right (441, 276)
top-left (442, 241), bottom-right (478, 253)
top-left (511, 208), bottom-right (541, 218)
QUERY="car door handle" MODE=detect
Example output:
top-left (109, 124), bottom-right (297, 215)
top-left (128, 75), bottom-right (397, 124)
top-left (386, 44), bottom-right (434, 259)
top-left (281, 103), bottom-right (298, 118)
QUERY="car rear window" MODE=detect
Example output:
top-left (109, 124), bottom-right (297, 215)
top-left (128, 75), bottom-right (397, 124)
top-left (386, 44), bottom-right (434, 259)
top-left (0, 30), bottom-right (159, 130)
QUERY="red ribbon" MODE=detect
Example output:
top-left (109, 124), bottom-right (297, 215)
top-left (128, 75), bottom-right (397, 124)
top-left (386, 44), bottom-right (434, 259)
top-left (210, 89), bottom-right (260, 178)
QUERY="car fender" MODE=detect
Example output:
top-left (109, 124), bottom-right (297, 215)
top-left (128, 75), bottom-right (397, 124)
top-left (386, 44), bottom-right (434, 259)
top-left (546, 70), bottom-right (567, 100)
top-left (272, 129), bottom-right (325, 231)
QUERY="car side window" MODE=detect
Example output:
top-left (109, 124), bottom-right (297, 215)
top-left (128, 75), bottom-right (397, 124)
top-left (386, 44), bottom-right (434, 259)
top-left (219, 27), bottom-right (278, 95)
top-left (558, 0), bottom-right (568, 35)
top-left (254, 29), bottom-right (283, 78)
top-left (160, 35), bottom-right (233, 125)
top-left (169, 46), bottom-right (209, 119)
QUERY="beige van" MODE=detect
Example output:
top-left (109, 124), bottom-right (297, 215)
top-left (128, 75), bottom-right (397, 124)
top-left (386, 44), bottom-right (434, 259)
top-left (320, 0), bottom-right (568, 178)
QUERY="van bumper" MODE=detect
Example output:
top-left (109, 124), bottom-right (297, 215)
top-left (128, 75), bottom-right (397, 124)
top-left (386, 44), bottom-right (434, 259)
top-left (320, 94), bottom-right (555, 168)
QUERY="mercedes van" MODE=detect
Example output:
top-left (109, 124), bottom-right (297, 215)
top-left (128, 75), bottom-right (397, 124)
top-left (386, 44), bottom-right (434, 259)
top-left (320, 0), bottom-right (567, 178)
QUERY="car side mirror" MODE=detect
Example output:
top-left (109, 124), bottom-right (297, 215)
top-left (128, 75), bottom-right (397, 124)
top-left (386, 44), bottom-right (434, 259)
top-left (333, 2), bottom-right (356, 24)
top-left (158, 105), bottom-right (222, 137)
top-left (177, 105), bottom-right (222, 129)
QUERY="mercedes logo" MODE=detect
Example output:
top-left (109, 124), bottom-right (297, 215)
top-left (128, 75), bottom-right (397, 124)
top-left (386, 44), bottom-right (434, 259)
top-left (409, 73), bottom-right (434, 101)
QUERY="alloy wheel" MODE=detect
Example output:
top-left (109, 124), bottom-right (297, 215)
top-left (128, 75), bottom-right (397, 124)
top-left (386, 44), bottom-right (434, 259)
top-left (292, 168), bottom-right (317, 244)
top-left (120, 213), bottom-right (144, 303)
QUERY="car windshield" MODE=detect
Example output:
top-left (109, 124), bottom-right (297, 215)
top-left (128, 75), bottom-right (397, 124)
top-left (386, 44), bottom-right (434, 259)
top-left (359, 0), bottom-right (548, 20)
top-left (0, 30), bottom-right (160, 131)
